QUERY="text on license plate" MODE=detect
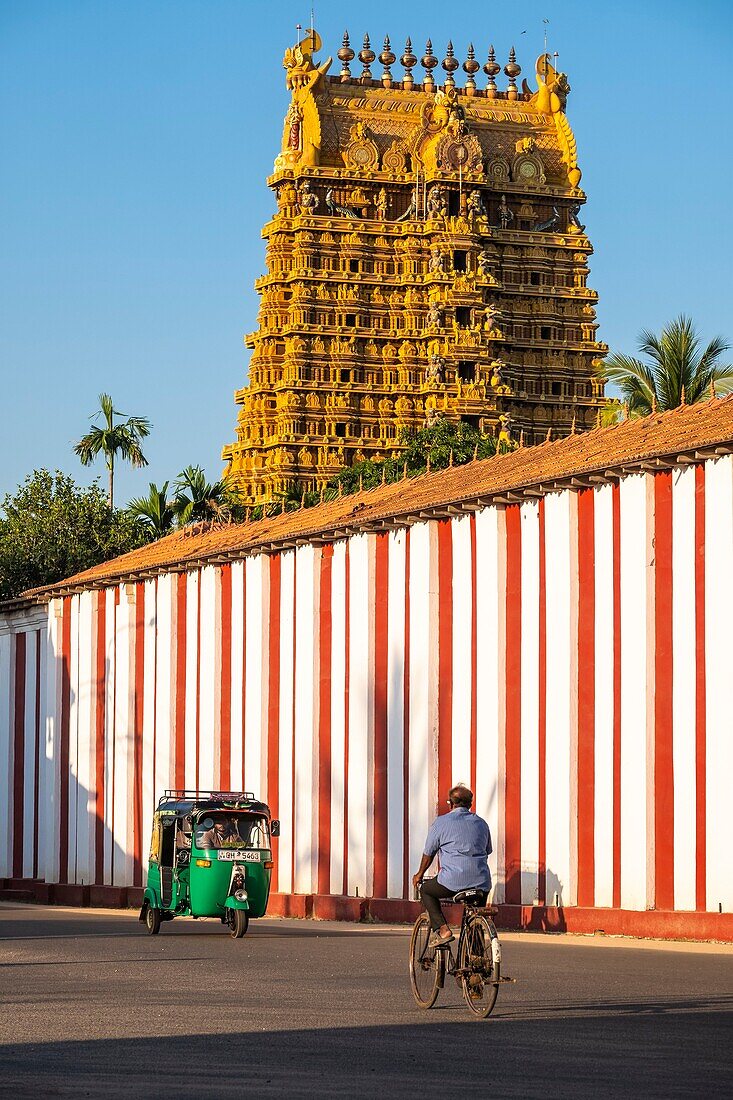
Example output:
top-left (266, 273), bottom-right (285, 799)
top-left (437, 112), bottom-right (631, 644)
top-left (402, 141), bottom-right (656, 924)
top-left (217, 849), bottom-right (261, 862)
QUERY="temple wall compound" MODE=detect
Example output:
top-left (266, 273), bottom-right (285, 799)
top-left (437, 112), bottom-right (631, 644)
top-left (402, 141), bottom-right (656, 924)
top-left (2, 435), bottom-right (732, 940)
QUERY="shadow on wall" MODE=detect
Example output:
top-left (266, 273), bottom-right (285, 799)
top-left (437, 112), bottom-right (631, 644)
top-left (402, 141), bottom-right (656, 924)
top-left (501, 864), bottom-right (568, 933)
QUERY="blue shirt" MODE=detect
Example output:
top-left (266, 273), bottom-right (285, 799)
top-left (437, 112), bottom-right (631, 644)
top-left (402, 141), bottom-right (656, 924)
top-left (423, 807), bottom-right (492, 893)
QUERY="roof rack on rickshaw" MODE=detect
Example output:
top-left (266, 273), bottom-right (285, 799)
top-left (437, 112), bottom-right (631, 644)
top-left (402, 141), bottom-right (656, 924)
top-left (157, 790), bottom-right (261, 812)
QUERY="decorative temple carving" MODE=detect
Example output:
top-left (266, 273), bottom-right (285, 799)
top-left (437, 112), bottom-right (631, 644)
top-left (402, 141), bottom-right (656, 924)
top-left (223, 29), bottom-right (606, 504)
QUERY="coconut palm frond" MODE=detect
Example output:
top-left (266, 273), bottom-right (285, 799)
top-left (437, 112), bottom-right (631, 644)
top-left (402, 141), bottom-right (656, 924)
top-left (604, 317), bottom-right (731, 416)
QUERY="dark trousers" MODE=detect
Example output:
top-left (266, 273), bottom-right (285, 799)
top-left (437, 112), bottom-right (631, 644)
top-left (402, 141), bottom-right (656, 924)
top-left (420, 878), bottom-right (455, 931)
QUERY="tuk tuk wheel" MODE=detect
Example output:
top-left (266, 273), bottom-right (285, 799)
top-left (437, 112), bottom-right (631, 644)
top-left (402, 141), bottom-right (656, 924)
top-left (230, 909), bottom-right (249, 939)
top-left (145, 905), bottom-right (161, 935)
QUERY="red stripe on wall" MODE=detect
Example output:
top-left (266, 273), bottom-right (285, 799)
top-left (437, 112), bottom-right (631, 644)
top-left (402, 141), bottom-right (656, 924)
top-left (59, 598), bottom-right (71, 884)
top-left (437, 520), bottom-right (453, 808)
top-left (694, 465), bottom-right (707, 911)
top-left (174, 574), bottom-right (187, 789)
top-left (32, 632), bottom-right (41, 880)
top-left (576, 489), bottom-right (596, 907)
top-left (373, 534), bottom-right (389, 899)
top-left (612, 485), bottom-right (622, 909)
top-left (504, 506), bottom-right (522, 906)
top-left (268, 556), bottom-right (281, 891)
top-left (654, 473), bottom-right (675, 910)
top-left (219, 565), bottom-right (232, 790)
top-left (402, 529), bottom-right (411, 899)
top-left (94, 592), bottom-right (106, 885)
top-left (318, 546), bottom-right (334, 896)
top-left (537, 500), bottom-right (547, 904)
top-left (469, 515), bottom-right (478, 799)
top-left (133, 584), bottom-right (145, 887)
top-left (342, 545), bottom-right (350, 896)
top-left (12, 632), bottom-right (26, 879)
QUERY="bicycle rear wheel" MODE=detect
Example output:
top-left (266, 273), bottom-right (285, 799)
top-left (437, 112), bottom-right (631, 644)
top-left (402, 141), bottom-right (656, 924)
top-left (459, 913), bottom-right (500, 1019)
top-left (409, 914), bottom-right (442, 1009)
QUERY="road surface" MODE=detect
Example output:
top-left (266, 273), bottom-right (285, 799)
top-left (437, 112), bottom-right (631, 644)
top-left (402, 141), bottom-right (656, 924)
top-left (1, 903), bottom-right (732, 1097)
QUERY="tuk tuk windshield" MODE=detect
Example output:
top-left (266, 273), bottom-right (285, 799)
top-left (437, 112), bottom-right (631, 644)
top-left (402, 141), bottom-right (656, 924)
top-left (194, 812), bottom-right (270, 850)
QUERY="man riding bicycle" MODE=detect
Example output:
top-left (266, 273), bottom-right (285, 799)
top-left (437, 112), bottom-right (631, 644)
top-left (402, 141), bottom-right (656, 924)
top-left (412, 785), bottom-right (492, 949)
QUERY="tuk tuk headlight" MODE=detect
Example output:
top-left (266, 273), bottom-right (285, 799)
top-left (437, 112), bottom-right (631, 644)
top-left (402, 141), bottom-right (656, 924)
top-left (234, 888), bottom-right (248, 902)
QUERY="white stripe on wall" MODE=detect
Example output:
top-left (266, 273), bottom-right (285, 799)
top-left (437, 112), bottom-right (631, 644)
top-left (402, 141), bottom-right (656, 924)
top-left (329, 542), bottom-right (347, 895)
top-left (544, 493), bottom-right (572, 907)
top-left (294, 544), bottom-right (317, 895)
top-left (0, 634), bottom-right (11, 877)
top-left (277, 551), bottom-right (295, 894)
top-left (704, 456), bottom-right (733, 912)
top-left (619, 475), bottom-right (649, 910)
top-left (475, 508), bottom-right (501, 898)
top-left (520, 502), bottom-right (540, 904)
top-left (451, 515), bottom-right (473, 788)
top-left (229, 562), bottom-right (245, 790)
top-left (386, 529), bottom-right (406, 899)
top-left (347, 534), bottom-right (372, 897)
top-left (408, 522), bottom-right (433, 878)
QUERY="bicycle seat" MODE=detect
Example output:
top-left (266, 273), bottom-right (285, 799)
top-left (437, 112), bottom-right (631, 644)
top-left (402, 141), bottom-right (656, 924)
top-left (452, 888), bottom-right (486, 905)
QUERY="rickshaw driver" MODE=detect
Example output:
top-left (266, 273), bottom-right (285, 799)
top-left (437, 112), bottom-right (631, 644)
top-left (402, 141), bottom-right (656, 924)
top-left (412, 785), bottom-right (492, 949)
top-left (199, 819), bottom-right (228, 849)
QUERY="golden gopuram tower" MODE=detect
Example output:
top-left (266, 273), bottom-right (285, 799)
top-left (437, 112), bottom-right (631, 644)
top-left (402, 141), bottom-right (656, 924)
top-left (223, 29), bottom-right (607, 504)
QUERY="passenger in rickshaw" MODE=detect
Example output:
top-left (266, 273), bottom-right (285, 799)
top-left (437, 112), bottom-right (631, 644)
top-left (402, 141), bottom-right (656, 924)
top-left (176, 814), bottom-right (192, 850)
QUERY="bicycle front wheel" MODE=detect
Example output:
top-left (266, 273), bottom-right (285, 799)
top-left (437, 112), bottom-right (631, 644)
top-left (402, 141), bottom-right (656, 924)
top-left (459, 913), bottom-right (500, 1019)
top-left (409, 913), bottom-right (442, 1009)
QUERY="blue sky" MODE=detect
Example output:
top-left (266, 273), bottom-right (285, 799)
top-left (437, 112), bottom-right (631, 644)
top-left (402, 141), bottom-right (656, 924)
top-left (1, 0), bottom-right (731, 504)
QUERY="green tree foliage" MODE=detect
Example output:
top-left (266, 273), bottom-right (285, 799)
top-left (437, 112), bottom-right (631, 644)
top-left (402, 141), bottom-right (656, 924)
top-left (127, 481), bottom-right (176, 539)
top-left (171, 465), bottom-right (239, 525)
top-left (0, 470), bottom-right (144, 600)
top-left (251, 418), bottom-right (511, 519)
top-left (600, 315), bottom-right (733, 417)
top-left (74, 393), bottom-right (151, 507)
top-left (328, 417), bottom-right (509, 496)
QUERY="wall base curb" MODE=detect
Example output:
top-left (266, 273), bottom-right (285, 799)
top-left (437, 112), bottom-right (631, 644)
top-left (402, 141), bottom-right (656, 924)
top-left (1, 880), bottom-right (731, 943)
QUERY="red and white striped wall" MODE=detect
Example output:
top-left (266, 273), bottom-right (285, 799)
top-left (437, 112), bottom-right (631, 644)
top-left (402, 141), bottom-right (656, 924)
top-left (2, 457), bottom-right (733, 937)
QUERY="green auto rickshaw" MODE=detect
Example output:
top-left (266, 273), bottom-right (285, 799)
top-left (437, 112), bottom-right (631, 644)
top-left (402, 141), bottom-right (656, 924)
top-left (139, 790), bottom-right (280, 938)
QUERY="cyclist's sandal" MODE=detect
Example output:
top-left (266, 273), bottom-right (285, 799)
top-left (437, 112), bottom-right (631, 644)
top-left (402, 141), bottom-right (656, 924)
top-left (428, 929), bottom-right (455, 948)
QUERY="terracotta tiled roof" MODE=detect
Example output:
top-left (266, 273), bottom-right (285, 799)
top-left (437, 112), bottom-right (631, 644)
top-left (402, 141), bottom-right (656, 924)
top-left (16, 397), bottom-right (733, 602)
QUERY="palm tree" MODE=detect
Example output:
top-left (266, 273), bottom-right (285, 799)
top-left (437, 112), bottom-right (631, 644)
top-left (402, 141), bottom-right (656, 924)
top-left (600, 316), bottom-right (733, 417)
top-left (74, 393), bottom-right (151, 507)
top-left (172, 465), bottom-right (231, 525)
top-left (127, 482), bottom-right (175, 539)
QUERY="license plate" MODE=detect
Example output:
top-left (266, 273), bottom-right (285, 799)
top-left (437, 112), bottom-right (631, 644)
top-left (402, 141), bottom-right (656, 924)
top-left (217, 849), bottom-right (261, 862)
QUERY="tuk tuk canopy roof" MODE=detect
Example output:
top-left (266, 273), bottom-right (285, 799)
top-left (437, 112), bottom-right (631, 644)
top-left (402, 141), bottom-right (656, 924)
top-left (156, 790), bottom-right (271, 818)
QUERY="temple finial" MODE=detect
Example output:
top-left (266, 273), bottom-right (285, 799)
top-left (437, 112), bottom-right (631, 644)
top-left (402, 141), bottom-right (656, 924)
top-left (504, 46), bottom-right (521, 100)
top-left (359, 33), bottom-right (375, 81)
top-left (463, 43), bottom-right (479, 93)
top-left (484, 44), bottom-right (500, 97)
top-left (379, 35), bottom-right (396, 87)
top-left (401, 36), bottom-right (417, 88)
top-left (338, 30), bottom-right (355, 80)
top-left (442, 40), bottom-right (458, 88)
top-left (421, 39), bottom-right (438, 89)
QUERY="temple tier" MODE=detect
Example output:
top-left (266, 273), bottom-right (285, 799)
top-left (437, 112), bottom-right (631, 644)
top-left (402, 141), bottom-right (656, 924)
top-left (223, 30), bottom-right (606, 504)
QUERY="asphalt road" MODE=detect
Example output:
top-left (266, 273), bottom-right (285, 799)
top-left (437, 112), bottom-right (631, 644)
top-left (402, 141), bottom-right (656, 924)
top-left (1, 903), bottom-right (732, 1098)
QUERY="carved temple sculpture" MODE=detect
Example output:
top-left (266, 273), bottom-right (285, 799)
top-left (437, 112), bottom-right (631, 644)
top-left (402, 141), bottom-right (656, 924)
top-left (222, 30), bottom-right (607, 504)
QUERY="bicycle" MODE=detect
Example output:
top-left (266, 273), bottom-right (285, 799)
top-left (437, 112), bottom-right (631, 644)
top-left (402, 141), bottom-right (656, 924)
top-left (409, 885), bottom-right (509, 1018)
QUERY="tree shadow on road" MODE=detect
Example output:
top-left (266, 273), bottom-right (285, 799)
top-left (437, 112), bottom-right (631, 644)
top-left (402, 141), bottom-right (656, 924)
top-left (2, 1008), bottom-right (732, 1099)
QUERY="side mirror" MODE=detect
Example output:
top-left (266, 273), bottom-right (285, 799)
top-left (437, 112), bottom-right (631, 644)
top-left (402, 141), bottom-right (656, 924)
top-left (270, 820), bottom-right (281, 838)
